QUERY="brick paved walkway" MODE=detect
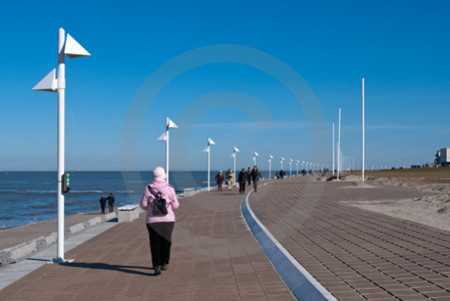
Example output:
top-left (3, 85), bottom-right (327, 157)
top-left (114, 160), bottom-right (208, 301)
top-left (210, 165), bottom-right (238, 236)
top-left (249, 177), bottom-right (450, 301)
top-left (2, 177), bottom-right (450, 300)
top-left (0, 188), bottom-right (294, 301)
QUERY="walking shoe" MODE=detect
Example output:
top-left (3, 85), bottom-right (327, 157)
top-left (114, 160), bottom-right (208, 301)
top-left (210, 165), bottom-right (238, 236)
top-left (161, 263), bottom-right (168, 271)
top-left (154, 266), bottom-right (161, 275)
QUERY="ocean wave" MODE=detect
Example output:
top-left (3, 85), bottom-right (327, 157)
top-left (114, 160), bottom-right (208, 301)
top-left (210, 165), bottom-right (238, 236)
top-left (69, 190), bottom-right (104, 194)
top-left (0, 189), bottom-right (57, 194)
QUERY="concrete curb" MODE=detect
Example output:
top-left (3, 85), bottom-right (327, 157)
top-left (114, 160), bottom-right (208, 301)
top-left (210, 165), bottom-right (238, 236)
top-left (241, 189), bottom-right (337, 301)
top-left (0, 212), bottom-right (117, 266)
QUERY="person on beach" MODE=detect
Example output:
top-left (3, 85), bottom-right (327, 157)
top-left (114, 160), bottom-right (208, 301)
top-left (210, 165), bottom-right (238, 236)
top-left (215, 170), bottom-right (224, 191)
top-left (107, 193), bottom-right (115, 213)
top-left (251, 165), bottom-right (263, 192)
top-left (140, 167), bottom-right (179, 276)
top-left (246, 167), bottom-right (252, 186)
top-left (238, 168), bottom-right (247, 195)
top-left (226, 169), bottom-right (235, 190)
top-left (99, 194), bottom-right (107, 214)
top-left (279, 169), bottom-right (286, 179)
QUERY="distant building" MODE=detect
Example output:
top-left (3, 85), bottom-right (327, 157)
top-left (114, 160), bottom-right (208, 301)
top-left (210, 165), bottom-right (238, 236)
top-left (435, 148), bottom-right (450, 166)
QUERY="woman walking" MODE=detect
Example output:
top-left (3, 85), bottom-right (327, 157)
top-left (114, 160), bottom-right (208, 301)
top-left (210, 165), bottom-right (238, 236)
top-left (226, 169), bottom-right (235, 190)
top-left (140, 167), bottom-right (180, 275)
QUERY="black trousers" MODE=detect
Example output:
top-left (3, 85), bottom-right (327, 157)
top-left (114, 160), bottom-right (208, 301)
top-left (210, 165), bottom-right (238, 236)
top-left (239, 182), bottom-right (246, 194)
top-left (146, 222), bottom-right (175, 268)
top-left (253, 180), bottom-right (259, 192)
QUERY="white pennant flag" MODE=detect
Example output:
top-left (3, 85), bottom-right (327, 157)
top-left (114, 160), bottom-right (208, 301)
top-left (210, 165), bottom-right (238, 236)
top-left (203, 146), bottom-right (210, 153)
top-left (231, 153), bottom-right (236, 158)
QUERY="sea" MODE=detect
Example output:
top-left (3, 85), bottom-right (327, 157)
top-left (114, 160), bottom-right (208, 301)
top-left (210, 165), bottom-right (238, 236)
top-left (0, 170), bottom-right (271, 230)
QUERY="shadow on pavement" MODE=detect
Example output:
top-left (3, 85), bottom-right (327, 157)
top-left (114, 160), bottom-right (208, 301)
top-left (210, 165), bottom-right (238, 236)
top-left (61, 262), bottom-right (155, 277)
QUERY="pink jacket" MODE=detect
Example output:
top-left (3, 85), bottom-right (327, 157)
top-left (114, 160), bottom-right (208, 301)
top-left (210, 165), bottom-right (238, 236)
top-left (140, 179), bottom-right (179, 224)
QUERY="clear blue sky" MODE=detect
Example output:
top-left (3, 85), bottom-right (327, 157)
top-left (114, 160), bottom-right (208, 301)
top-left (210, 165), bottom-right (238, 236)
top-left (0, 0), bottom-right (449, 171)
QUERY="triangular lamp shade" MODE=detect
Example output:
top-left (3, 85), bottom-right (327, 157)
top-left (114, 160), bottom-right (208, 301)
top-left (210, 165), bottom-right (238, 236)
top-left (157, 132), bottom-right (167, 141)
top-left (167, 118), bottom-right (178, 129)
top-left (64, 34), bottom-right (90, 59)
top-left (208, 138), bottom-right (215, 145)
top-left (234, 146), bottom-right (239, 152)
top-left (32, 68), bottom-right (57, 92)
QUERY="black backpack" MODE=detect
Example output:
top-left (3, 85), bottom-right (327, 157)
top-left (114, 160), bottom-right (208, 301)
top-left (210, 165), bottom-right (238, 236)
top-left (150, 189), bottom-right (168, 216)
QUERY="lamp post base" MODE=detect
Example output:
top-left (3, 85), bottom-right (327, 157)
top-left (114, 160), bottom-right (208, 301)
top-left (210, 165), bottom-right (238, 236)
top-left (48, 258), bottom-right (74, 264)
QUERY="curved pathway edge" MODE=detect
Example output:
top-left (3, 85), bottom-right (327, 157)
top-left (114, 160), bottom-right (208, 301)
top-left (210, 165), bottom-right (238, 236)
top-left (241, 189), bottom-right (337, 301)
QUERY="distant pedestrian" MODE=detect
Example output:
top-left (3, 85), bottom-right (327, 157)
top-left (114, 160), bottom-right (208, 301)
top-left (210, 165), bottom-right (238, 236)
top-left (107, 193), bottom-right (115, 213)
top-left (246, 167), bottom-right (252, 186)
top-left (99, 194), bottom-right (107, 214)
top-left (275, 172), bottom-right (280, 179)
top-left (238, 168), bottom-right (247, 195)
top-left (279, 169), bottom-right (286, 179)
top-left (140, 167), bottom-right (179, 276)
top-left (215, 171), bottom-right (224, 191)
top-left (251, 165), bottom-right (262, 192)
top-left (226, 169), bottom-right (235, 190)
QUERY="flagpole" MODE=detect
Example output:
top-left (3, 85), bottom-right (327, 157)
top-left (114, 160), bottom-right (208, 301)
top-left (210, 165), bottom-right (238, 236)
top-left (332, 122), bottom-right (335, 175)
top-left (362, 78), bottom-right (365, 182)
top-left (337, 108), bottom-right (341, 181)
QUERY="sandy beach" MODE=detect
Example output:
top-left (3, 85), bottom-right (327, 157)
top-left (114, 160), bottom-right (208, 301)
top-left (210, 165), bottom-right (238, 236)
top-left (330, 167), bottom-right (450, 232)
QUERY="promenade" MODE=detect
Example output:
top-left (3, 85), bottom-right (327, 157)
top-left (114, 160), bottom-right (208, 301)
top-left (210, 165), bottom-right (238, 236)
top-left (1, 176), bottom-right (449, 300)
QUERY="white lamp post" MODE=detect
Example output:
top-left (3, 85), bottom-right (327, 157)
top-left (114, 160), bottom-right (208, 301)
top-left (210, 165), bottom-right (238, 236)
top-left (296, 160), bottom-right (300, 176)
top-left (203, 138), bottom-right (215, 191)
top-left (281, 157), bottom-right (285, 170)
top-left (233, 146), bottom-right (239, 182)
top-left (268, 155), bottom-right (273, 179)
top-left (33, 28), bottom-right (90, 263)
top-left (253, 152), bottom-right (259, 166)
top-left (158, 117), bottom-right (178, 184)
top-left (289, 159), bottom-right (293, 177)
